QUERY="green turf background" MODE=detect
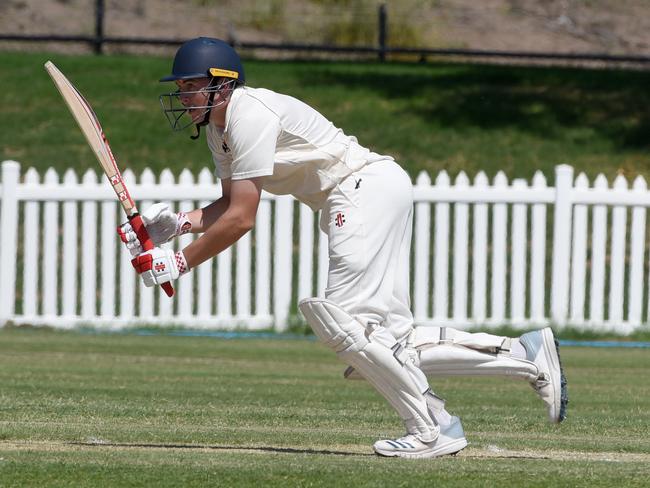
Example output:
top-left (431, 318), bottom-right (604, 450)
top-left (2, 51), bottom-right (650, 183)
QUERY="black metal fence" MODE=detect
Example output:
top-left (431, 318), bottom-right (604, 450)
top-left (2, 0), bottom-right (650, 66)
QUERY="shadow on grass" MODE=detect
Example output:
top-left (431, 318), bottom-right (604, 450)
top-left (294, 62), bottom-right (650, 150)
top-left (70, 441), bottom-right (374, 457)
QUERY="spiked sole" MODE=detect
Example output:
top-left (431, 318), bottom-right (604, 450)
top-left (542, 328), bottom-right (569, 423)
top-left (553, 337), bottom-right (569, 422)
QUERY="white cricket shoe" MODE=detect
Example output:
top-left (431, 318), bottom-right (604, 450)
top-left (373, 416), bottom-right (467, 459)
top-left (520, 327), bottom-right (569, 423)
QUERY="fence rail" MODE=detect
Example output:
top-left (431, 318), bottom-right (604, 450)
top-left (3, 1), bottom-right (650, 66)
top-left (5, 34), bottom-right (650, 66)
top-left (1, 160), bottom-right (649, 334)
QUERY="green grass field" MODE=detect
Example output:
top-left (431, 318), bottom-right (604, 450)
top-left (2, 51), bottom-right (650, 181)
top-left (0, 327), bottom-right (648, 487)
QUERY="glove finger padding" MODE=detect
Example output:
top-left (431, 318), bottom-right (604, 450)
top-left (117, 223), bottom-right (143, 256)
top-left (126, 238), bottom-right (143, 256)
top-left (131, 247), bottom-right (188, 287)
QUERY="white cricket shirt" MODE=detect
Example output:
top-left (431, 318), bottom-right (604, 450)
top-left (206, 86), bottom-right (392, 210)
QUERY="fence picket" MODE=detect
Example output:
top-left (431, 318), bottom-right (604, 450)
top-left (608, 175), bottom-right (628, 325)
top-left (0, 162), bottom-right (19, 321)
top-left (510, 178), bottom-right (527, 326)
top-left (433, 171), bottom-right (450, 321)
top-left (255, 199), bottom-right (271, 318)
top-left (491, 172), bottom-right (508, 325)
top-left (100, 200), bottom-right (116, 319)
top-left (453, 172), bottom-right (469, 323)
top-left (43, 168), bottom-right (59, 317)
top-left (62, 170), bottom-right (78, 319)
top-left (81, 170), bottom-right (98, 318)
top-left (472, 172), bottom-right (488, 323)
top-left (198, 168), bottom-right (216, 319)
top-left (589, 174), bottom-right (608, 325)
top-left (570, 173), bottom-right (589, 325)
top-left (551, 165), bottom-right (574, 324)
top-left (530, 171), bottom-right (547, 323)
top-left (414, 172), bottom-right (431, 320)
top-left (273, 196), bottom-right (294, 330)
top-left (236, 232), bottom-right (251, 318)
top-left (630, 176), bottom-right (647, 327)
top-left (218, 248), bottom-right (232, 321)
top-left (22, 168), bottom-right (40, 318)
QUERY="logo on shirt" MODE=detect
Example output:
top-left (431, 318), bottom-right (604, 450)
top-left (335, 212), bottom-right (346, 228)
top-left (222, 140), bottom-right (230, 153)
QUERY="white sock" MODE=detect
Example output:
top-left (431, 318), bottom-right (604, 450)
top-left (511, 339), bottom-right (527, 360)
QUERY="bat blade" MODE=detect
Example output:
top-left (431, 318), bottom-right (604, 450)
top-left (45, 60), bottom-right (174, 298)
top-left (44, 60), bottom-right (137, 216)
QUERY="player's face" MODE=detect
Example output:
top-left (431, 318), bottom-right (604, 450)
top-left (160, 76), bottom-right (235, 132)
top-left (176, 78), bottom-right (211, 123)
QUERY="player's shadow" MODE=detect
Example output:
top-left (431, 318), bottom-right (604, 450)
top-left (70, 441), bottom-right (374, 457)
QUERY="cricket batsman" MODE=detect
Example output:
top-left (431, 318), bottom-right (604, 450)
top-left (118, 37), bottom-right (568, 458)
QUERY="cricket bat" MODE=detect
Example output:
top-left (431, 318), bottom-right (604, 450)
top-left (44, 60), bottom-right (175, 297)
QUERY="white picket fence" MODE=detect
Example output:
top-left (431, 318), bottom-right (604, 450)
top-left (1, 160), bottom-right (649, 333)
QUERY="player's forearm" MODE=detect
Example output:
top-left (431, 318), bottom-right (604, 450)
top-left (185, 197), bottom-right (230, 233)
top-left (181, 211), bottom-right (253, 268)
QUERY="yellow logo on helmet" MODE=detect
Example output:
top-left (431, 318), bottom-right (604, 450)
top-left (209, 68), bottom-right (239, 79)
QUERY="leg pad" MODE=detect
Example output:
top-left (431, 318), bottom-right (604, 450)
top-left (299, 298), bottom-right (438, 441)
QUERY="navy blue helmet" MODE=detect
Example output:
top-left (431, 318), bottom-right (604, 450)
top-left (160, 37), bottom-right (245, 84)
top-left (159, 37), bottom-right (245, 138)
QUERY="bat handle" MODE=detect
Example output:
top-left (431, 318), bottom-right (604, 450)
top-left (129, 214), bottom-right (175, 297)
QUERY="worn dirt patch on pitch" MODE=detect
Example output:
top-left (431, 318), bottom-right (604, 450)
top-left (0, 440), bottom-right (371, 457)
top-left (460, 445), bottom-right (650, 463)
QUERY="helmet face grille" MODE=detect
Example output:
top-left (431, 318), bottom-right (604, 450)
top-left (159, 78), bottom-right (238, 132)
top-left (160, 37), bottom-right (245, 83)
top-left (159, 90), bottom-right (206, 132)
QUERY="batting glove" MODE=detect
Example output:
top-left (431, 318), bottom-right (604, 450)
top-left (117, 203), bottom-right (192, 257)
top-left (131, 247), bottom-right (189, 287)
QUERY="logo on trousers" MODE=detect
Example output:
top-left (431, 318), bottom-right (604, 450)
top-left (335, 212), bottom-right (345, 228)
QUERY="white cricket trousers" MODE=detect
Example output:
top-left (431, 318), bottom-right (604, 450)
top-left (320, 159), bottom-right (414, 343)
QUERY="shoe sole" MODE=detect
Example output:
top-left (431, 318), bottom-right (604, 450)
top-left (542, 328), bottom-right (569, 423)
top-left (374, 437), bottom-right (468, 459)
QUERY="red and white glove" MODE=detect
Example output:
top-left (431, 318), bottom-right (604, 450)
top-left (131, 247), bottom-right (190, 287)
top-left (117, 203), bottom-right (192, 257)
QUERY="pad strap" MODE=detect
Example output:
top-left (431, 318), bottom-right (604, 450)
top-left (410, 326), bottom-right (511, 354)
